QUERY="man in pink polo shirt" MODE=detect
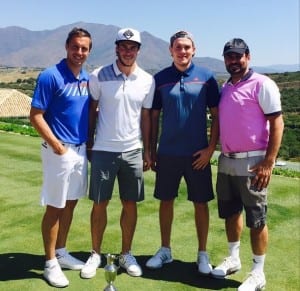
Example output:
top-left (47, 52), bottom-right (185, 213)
top-left (211, 38), bottom-right (284, 291)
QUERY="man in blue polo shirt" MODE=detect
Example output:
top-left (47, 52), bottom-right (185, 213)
top-left (146, 31), bottom-right (220, 275)
top-left (30, 27), bottom-right (92, 288)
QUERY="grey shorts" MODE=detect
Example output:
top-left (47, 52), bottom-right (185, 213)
top-left (216, 154), bottom-right (267, 228)
top-left (89, 149), bottom-right (144, 203)
top-left (154, 155), bottom-right (214, 203)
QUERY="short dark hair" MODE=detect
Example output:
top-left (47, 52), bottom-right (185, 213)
top-left (66, 27), bottom-right (92, 50)
top-left (170, 30), bottom-right (194, 47)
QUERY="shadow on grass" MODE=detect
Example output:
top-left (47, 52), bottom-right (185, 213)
top-left (134, 255), bottom-right (240, 290)
top-left (0, 252), bottom-right (88, 282)
top-left (0, 252), bottom-right (44, 281)
top-left (0, 252), bottom-right (240, 290)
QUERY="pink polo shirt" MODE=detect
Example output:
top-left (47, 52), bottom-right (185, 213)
top-left (219, 70), bottom-right (281, 153)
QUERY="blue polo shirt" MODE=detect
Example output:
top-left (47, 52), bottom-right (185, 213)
top-left (152, 62), bottom-right (220, 156)
top-left (31, 59), bottom-right (90, 144)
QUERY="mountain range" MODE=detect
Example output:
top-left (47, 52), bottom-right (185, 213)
top-left (0, 22), bottom-right (298, 75)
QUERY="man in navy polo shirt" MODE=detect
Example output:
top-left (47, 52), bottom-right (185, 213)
top-left (30, 27), bottom-right (92, 288)
top-left (146, 31), bottom-right (220, 275)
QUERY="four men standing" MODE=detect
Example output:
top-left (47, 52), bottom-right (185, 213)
top-left (31, 26), bottom-right (283, 291)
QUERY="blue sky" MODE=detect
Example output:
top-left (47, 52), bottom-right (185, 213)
top-left (1, 0), bottom-right (299, 66)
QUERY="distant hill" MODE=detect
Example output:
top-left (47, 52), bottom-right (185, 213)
top-left (253, 64), bottom-right (300, 74)
top-left (0, 22), bottom-right (172, 72)
top-left (0, 22), bottom-right (298, 75)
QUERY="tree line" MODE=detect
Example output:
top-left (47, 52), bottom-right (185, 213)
top-left (0, 71), bottom-right (299, 161)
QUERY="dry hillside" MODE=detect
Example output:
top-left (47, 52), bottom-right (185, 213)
top-left (0, 67), bottom-right (41, 83)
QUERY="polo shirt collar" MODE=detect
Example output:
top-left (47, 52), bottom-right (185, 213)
top-left (113, 61), bottom-right (139, 78)
top-left (172, 62), bottom-right (195, 77)
top-left (59, 58), bottom-right (88, 81)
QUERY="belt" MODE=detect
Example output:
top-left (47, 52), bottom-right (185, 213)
top-left (61, 142), bottom-right (84, 147)
top-left (223, 150), bottom-right (266, 159)
top-left (42, 141), bottom-right (84, 148)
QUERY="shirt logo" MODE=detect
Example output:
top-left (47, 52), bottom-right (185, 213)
top-left (60, 82), bottom-right (88, 97)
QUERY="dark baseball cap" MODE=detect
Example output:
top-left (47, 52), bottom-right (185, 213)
top-left (223, 38), bottom-right (249, 55)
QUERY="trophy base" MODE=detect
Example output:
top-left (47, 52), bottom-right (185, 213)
top-left (104, 284), bottom-right (117, 291)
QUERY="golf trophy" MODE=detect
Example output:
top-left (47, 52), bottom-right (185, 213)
top-left (104, 254), bottom-right (118, 291)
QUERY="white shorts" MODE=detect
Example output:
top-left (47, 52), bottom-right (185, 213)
top-left (40, 142), bottom-right (88, 208)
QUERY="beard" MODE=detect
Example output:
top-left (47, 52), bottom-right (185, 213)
top-left (226, 63), bottom-right (247, 76)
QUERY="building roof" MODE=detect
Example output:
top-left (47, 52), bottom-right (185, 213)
top-left (0, 89), bottom-right (31, 118)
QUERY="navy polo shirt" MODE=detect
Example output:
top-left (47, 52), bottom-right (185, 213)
top-left (152, 62), bottom-right (220, 156)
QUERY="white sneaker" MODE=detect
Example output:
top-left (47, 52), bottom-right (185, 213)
top-left (197, 252), bottom-right (212, 275)
top-left (56, 252), bottom-right (85, 270)
top-left (238, 271), bottom-right (266, 291)
top-left (119, 252), bottom-right (142, 277)
top-left (80, 251), bottom-right (101, 279)
top-left (211, 256), bottom-right (241, 279)
top-left (146, 247), bottom-right (173, 269)
top-left (44, 263), bottom-right (69, 287)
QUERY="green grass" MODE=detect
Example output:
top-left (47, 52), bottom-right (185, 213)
top-left (0, 131), bottom-right (299, 290)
